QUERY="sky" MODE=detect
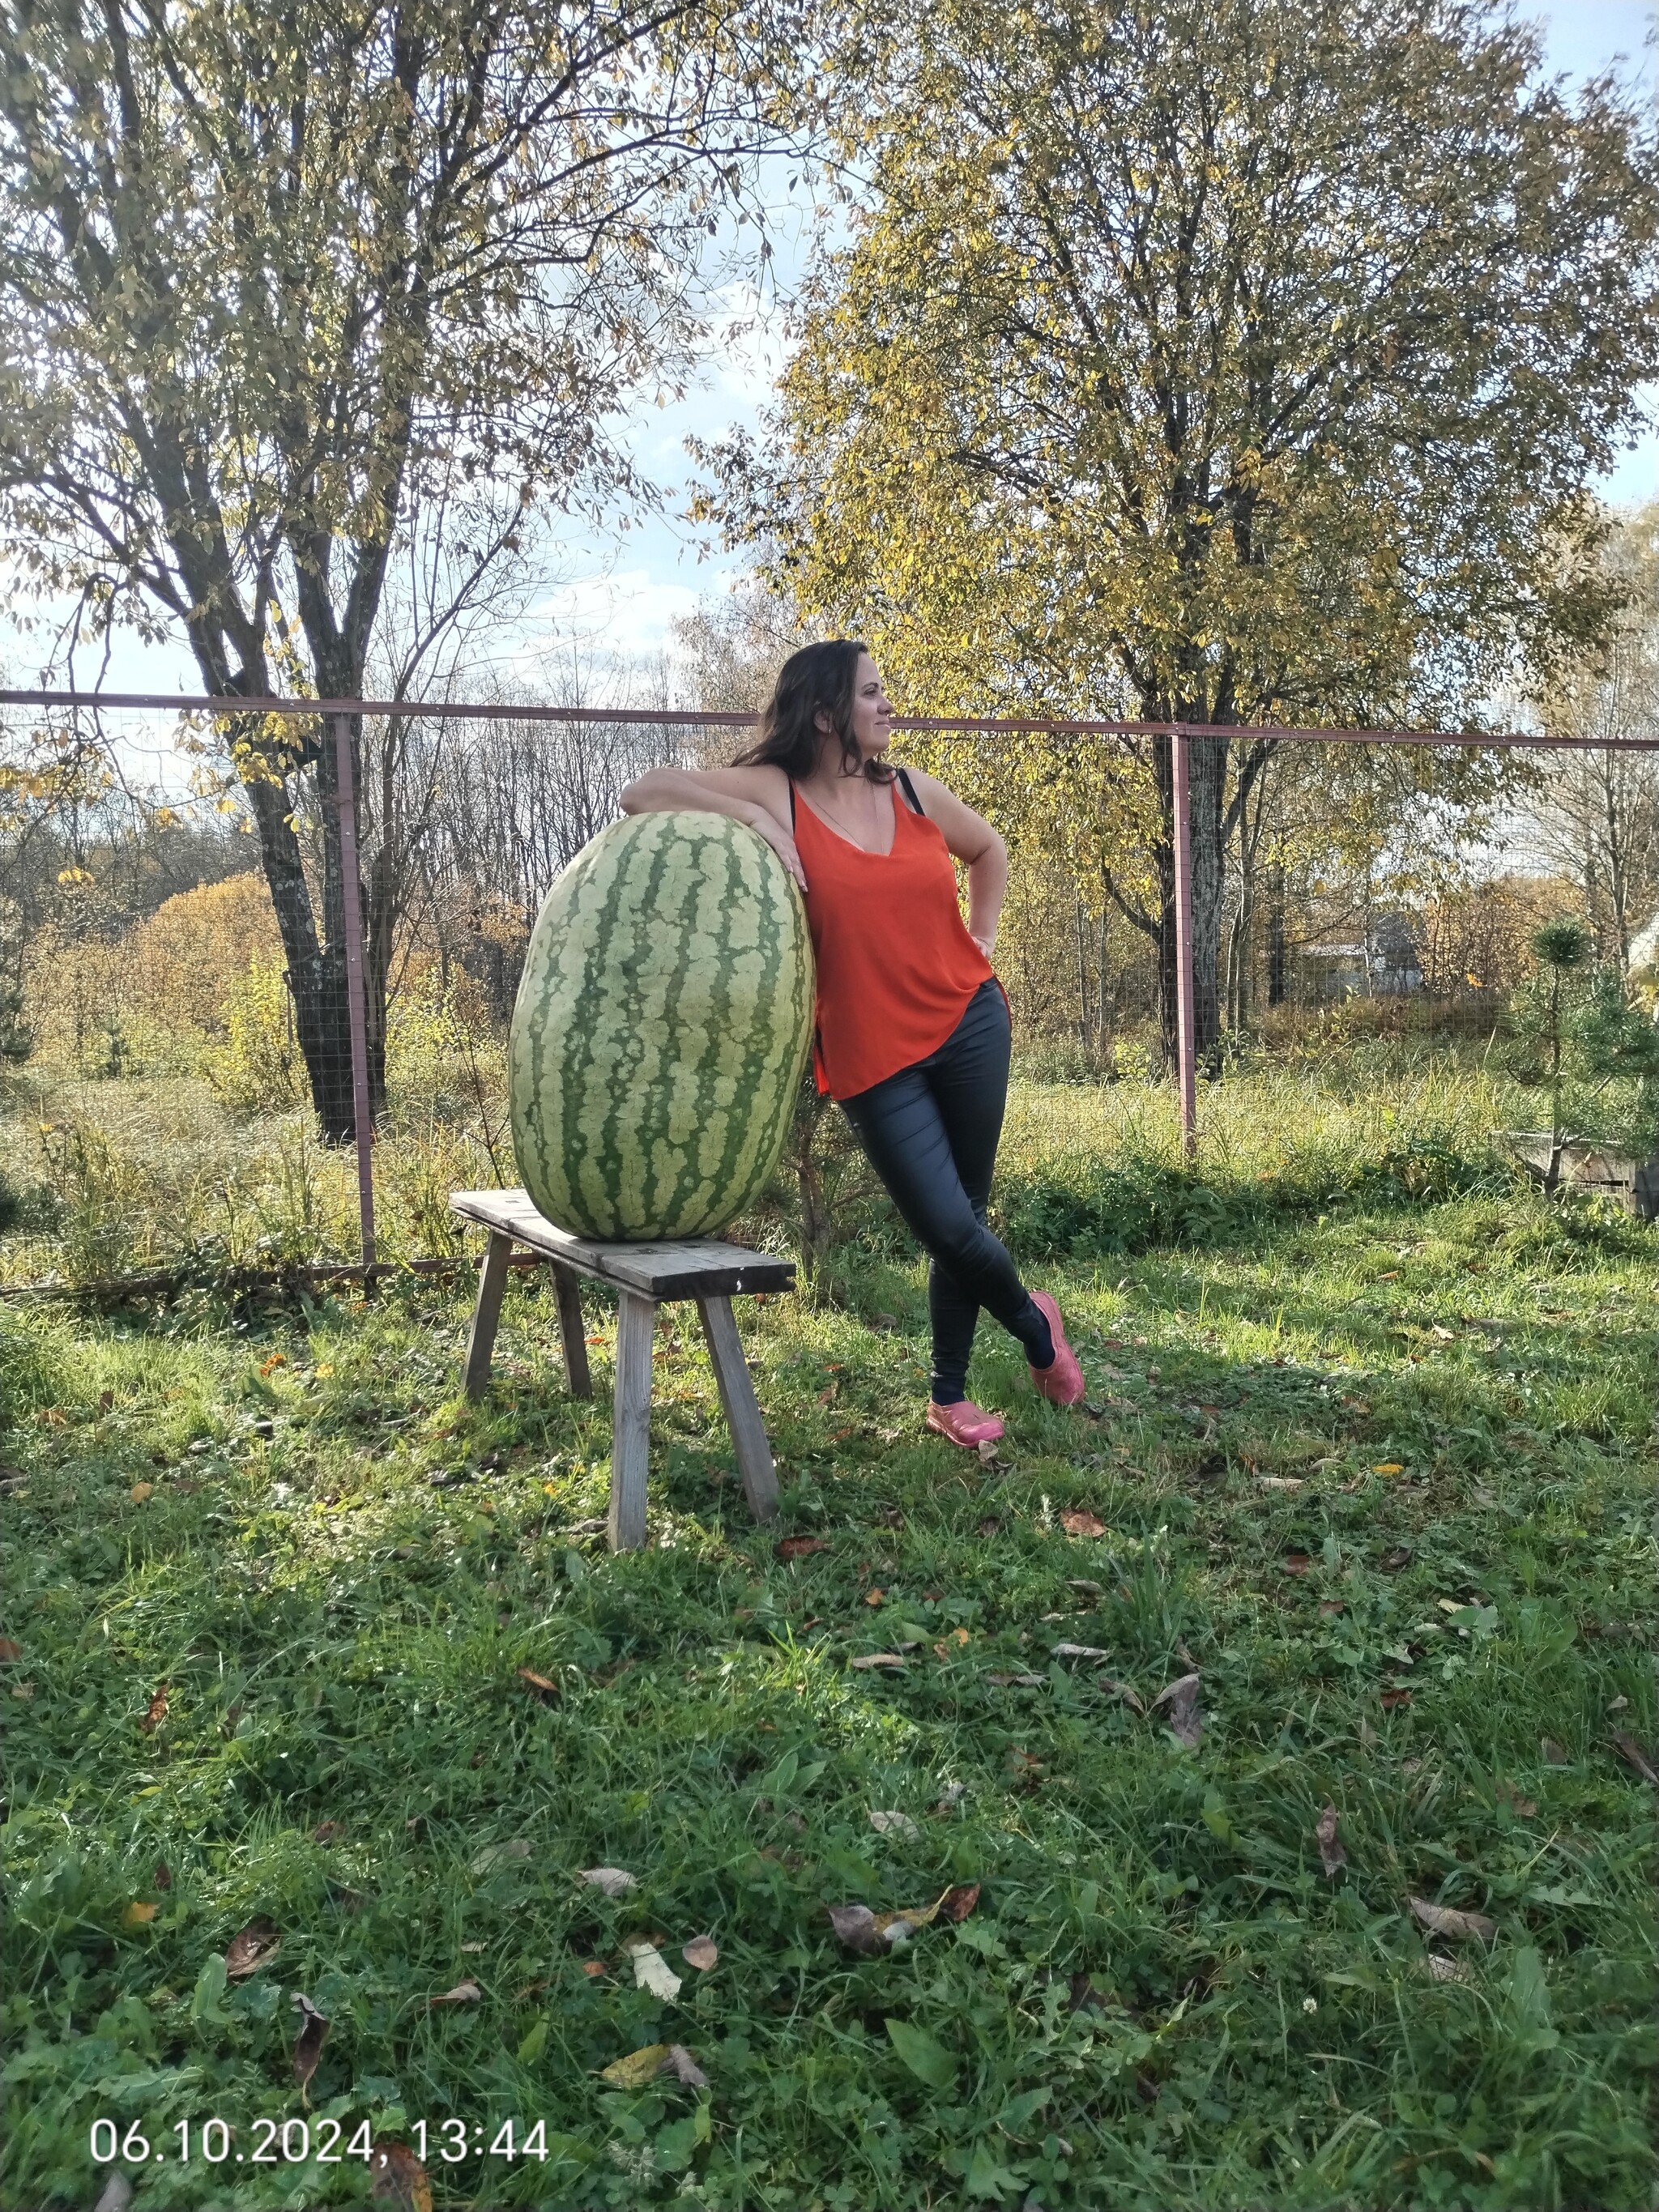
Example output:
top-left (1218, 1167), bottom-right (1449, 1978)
top-left (11, 0), bottom-right (1658, 703)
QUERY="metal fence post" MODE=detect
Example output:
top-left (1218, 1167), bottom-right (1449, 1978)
top-left (331, 712), bottom-right (377, 1265)
top-left (1171, 728), bottom-right (1198, 1159)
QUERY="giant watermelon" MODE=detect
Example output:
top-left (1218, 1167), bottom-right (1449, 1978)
top-left (509, 812), bottom-right (814, 1240)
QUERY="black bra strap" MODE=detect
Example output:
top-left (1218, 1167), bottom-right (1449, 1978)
top-left (788, 781), bottom-right (796, 828)
top-left (895, 766), bottom-right (925, 816)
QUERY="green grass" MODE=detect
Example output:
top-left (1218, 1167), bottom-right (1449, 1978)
top-left (2, 1105), bottom-right (1657, 2210)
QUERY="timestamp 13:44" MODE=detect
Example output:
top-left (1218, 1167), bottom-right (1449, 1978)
top-left (92, 2117), bottom-right (552, 2168)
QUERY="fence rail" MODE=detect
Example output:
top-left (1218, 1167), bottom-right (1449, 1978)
top-left (6, 686), bottom-right (1658, 1276)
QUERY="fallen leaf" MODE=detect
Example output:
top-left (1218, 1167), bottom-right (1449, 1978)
top-left (311, 1820), bottom-right (341, 1843)
top-left (936, 1882), bottom-right (981, 1923)
top-left (976, 1438), bottom-right (1001, 1465)
top-left (1610, 1733), bottom-right (1659, 1788)
top-left (682, 1935), bottom-right (719, 1971)
top-left (1542, 1737), bottom-right (1570, 1765)
top-left (864, 1588), bottom-right (885, 1606)
top-left (470, 1839), bottom-right (532, 1876)
top-left (122, 1900), bottom-right (159, 1928)
top-left (1320, 1600), bottom-right (1346, 1617)
top-left (1097, 1676), bottom-right (1146, 1714)
top-left (1150, 1672), bottom-right (1204, 1746)
top-left (139, 1686), bottom-right (168, 1732)
top-left (663, 2041), bottom-right (707, 2086)
top-left (258, 1353), bottom-right (288, 1377)
top-left (850, 1652), bottom-right (907, 1670)
top-left (602, 2042), bottom-right (673, 2088)
top-left (10, 1680), bottom-right (34, 1700)
top-left (1380, 1688), bottom-right (1413, 1709)
top-left (825, 1899), bottom-right (940, 1954)
top-left (1052, 1642), bottom-right (1111, 1660)
top-left (1496, 1781), bottom-right (1537, 1818)
top-left (429, 1978), bottom-right (483, 2005)
top-left (1371, 1463), bottom-right (1404, 1477)
top-left (1424, 1952), bottom-right (1471, 1984)
top-left (1315, 1804), bottom-right (1347, 1878)
top-left (1257, 1476), bottom-right (1304, 1493)
top-left (869, 1809), bottom-right (920, 1840)
top-left (581, 1959), bottom-right (607, 1978)
top-left (225, 1919), bottom-right (281, 1979)
top-left (1409, 1897), bottom-right (1496, 1945)
top-left (0, 1638), bottom-right (20, 1663)
top-left (1283, 1551), bottom-right (1312, 1575)
top-left (579, 1866), bottom-right (638, 1896)
top-left (775, 1535), bottom-right (830, 1561)
top-left (39, 1407), bottom-right (67, 1427)
top-left (517, 1667), bottom-right (560, 1703)
top-left (976, 1515), bottom-right (1001, 1536)
top-left (1060, 1508), bottom-right (1107, 1537)
top-left (985, 1670), bottom-right (1046, 1687)
top-left (1380, 1547), bottom-right (1413, 1571)
top-left (93, 2171), bottom-right (134, 2212)
top-left (826, 1903), bottom-right (885, 1954)
top-left (627, 1940), bottom-right (682, 2000)
top-left (369, 2137), bottom-right (433, 2211)
top-left (154, 1862), bottom-right (172, 1890)
top-left (291, 1992), bottom-right (330, 2090)
top-left (128, 1481), bottom-right (155, 1504)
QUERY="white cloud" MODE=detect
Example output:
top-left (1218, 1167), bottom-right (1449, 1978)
top-left (526, 568), bottom-right (702, 657)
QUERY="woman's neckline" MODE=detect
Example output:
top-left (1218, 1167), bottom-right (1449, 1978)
top-left (794, 778), bottom-right (902, 859)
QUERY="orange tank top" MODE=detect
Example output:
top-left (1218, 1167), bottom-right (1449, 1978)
top-left (791, 773), bottom-right (996, 1099)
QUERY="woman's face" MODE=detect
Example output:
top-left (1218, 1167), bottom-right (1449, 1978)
top-left (846, 653), bottom-right (893, 761)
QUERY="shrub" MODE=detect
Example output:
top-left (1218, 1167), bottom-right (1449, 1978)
top-left (208, 960), bottom-right (305, 1115)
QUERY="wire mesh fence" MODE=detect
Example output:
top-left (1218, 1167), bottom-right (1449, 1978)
top-left (2, 689), bottom-right (1657, 1292)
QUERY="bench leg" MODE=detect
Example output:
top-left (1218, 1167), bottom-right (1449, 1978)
top-left (463, 1231), bottom-right (512, 1399)
top-left (697, 1294), bottom-right (780, 1525)
top-left (608, 1289), bottom-right (655, 1551)
top-left (552, 1260), bottom-right (592, 1398)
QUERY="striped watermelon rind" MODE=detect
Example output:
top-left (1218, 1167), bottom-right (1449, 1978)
top-left (509, 812), bottom-right (815, 1240)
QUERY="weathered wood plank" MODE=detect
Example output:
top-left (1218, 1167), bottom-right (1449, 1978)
top-left (462, 1230), bottom-right (512, 1399)
top-left (609, 1289), bottom-right (656, 1550)
top-left (450, 1189), bottom-right (795, 1298)
top-left (697, 1294), bottom-right (780, 1524)
top-left (551, 1260), bottom-right (592, 1398)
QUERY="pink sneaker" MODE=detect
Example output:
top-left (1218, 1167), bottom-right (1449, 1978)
top-left (1028, 1291), bottom-right (1085, 1406)
top-left (925, 1399), bottom-right (1006, 1448)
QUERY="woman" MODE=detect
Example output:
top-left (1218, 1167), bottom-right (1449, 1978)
top-left (621, 638), bottom-right (1084, 1446)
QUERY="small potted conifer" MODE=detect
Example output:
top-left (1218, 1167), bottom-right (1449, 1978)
top-left (1500, 918), bottom-right (1659, 1214)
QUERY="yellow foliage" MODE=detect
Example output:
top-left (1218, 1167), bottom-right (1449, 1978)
top-left (130, 874), bottom-right (283, 1037)
top-left (207, 959), bottom-right (304, 1115)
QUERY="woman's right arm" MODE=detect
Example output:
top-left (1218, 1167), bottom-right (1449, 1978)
top-left (619, 764), bottom-right (805, 889)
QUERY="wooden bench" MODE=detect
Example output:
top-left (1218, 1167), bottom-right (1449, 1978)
top-left (449, 1188), bottom-right (795, 1550)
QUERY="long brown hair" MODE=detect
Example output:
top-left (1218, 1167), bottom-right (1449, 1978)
top-left (736, 639), bottom-right (894, 783)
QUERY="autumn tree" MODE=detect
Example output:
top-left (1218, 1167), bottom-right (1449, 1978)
top-left (698, 0), bottom-right (1659, 1058)
top-left (0, 0), bottom-right (797, 1135)
top-left (1529, 504), bottom-right (1659, 971)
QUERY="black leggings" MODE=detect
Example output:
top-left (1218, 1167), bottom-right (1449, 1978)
top-left (841, 981), bottom-right (1052, 1403)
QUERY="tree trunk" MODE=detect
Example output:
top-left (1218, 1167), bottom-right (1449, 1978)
top-left (1267, 869), bottom-right (1287, 1006)
top-left (1153, 727), bottom-right (1228, 1069)
top-left (235, 766), bottom-right (356, 1140)
top-left (1097, 902), bottom-right (1111, 1063)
